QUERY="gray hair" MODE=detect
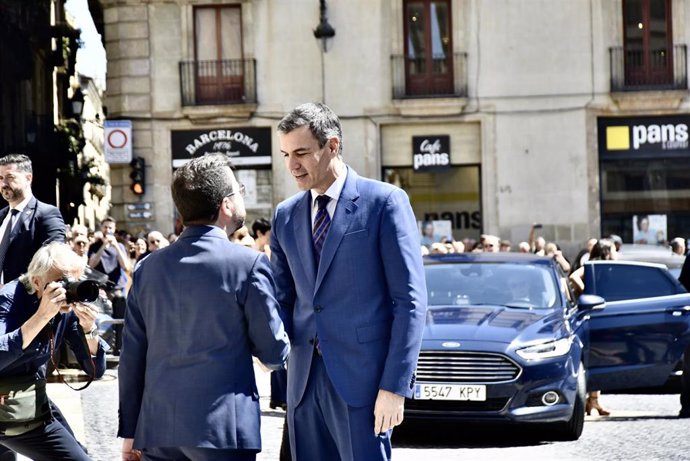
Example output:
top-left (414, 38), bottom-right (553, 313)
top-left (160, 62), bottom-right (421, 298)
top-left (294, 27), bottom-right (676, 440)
top-left (277, 102), bottom-right (343, 156)
top-left (0, 154), bottom-right (33, 174)
top-left (171, 154), bottom-right (236, 225)
top-left (20, 242), bottom-right (86, 294)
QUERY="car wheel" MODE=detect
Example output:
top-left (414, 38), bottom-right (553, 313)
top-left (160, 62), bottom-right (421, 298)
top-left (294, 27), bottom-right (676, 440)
top-left (552, 362), bottom-right (586, 441)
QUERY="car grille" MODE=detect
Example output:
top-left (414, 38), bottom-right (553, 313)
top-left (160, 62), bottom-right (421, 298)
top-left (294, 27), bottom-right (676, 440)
top-left (406, 398), bottom-right (509, 413)
top-left (416, 350), bottom-right (521, 383)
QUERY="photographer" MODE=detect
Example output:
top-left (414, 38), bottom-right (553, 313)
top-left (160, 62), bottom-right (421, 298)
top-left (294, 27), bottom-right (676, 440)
top-left (0, 242), bottom-right (107, 460)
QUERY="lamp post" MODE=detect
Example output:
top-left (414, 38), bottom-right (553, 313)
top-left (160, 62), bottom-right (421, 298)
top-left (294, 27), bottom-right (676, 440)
top-left (313, 0), bottom-right (335, 52)
top-left (70, 88), bottom-right (85, 119)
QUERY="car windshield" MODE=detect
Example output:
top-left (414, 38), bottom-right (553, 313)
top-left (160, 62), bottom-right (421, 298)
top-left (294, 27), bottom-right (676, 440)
top-left (425, 262), bottom-right (559, 309)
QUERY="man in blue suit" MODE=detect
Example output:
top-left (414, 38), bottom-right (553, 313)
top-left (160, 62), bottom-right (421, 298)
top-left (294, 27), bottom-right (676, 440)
top-left (272, 103), bottom-right (427, 460)
top-left (118, 154), bottom-right (290, 461)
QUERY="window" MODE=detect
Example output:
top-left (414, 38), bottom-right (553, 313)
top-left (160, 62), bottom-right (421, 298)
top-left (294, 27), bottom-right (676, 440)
top-left (600, 158), bottom-right (690, 242)
top-left (623, 0), bottom-right (673, 87)
top-left (384, 165), bottom-right (481, 241)
top-left (592, 264), bottom-right (678, 301)
top-left (193, 6), bottom-right (244, 104)
top-left (403, 0), bottom-right (453, 96)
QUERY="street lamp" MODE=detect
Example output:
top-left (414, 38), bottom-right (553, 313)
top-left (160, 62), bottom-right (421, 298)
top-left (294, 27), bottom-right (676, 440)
top-left (70, 88), bottom-right (85, 119)
top-left (313, 0), bottom-right (335, 52)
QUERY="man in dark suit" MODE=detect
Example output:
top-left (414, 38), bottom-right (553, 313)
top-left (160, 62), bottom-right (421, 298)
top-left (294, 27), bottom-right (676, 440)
top-left (118, 153), bottom-right (290, 461)
top-left (0, 154), bottom-right (65, 284)
top-left (272, 103), bottom-right (427, 460)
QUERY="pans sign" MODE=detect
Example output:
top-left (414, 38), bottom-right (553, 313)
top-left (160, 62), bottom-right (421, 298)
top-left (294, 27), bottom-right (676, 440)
top-left (413, 135), bottom-right (450, 172)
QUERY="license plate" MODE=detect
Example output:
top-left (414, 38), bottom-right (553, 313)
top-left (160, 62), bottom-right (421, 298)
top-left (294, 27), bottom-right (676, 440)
top-left (414, 383), bottom-right (486, 401)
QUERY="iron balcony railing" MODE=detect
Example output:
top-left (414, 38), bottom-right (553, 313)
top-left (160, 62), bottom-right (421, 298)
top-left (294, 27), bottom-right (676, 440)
top-left (610, 45), bottom-right (687, 92)
top-left (392, 52), bottom-right (467, 99)
top-left (179, 59), bottom-right (256, 106)
top-left (415, 350), bottom-right (521, 384)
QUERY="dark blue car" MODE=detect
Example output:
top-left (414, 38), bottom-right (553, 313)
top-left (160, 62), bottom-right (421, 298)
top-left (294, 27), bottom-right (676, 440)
top-left (406, 253), bottom-right (690, 440)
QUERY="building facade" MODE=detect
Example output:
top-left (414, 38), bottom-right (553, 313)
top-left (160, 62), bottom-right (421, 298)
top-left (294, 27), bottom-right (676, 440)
top-left (97, 0), bottom-right (690, 254)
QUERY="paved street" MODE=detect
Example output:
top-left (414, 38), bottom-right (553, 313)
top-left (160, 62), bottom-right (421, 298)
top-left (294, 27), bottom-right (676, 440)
top-left (39, 365), bottom-right (690, 461)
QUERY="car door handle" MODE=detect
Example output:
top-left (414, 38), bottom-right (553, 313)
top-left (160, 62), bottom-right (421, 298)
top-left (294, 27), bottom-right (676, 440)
top-left (667, 306), bottom-right (690, 316)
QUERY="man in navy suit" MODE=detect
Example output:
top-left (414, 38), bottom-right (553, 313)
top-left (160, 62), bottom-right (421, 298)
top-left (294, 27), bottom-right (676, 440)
top-left (118, 154), bottom-right (290, 461)
top-left (272, 103), bottom-right (427, 460)
top-left (0, 154), bottom-right (65, 284)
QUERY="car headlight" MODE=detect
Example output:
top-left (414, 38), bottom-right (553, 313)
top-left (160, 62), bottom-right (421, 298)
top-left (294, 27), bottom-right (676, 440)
top-left (516, 337), bottom-right (572, 360)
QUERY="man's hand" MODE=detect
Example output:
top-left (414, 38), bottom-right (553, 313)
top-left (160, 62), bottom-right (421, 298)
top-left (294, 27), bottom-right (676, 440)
top-left (36, 282), bottom-right (67, 319)
top-left (73, 302), bottom-right (98, 332)
top-left (373, 389), bottom-right (405, 434)
top-left (121, 438), bottom-right (141, 461)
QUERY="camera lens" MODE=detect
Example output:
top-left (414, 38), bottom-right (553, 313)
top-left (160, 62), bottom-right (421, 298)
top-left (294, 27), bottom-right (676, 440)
top-left (63, 279), bottom-right (100, 304)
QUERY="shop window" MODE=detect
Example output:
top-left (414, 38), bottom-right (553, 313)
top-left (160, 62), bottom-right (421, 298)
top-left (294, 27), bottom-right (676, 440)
top-left (383, 165), bottom-right (481, 242)
top-left (600, 158), bottom-right (690, 242)
top-left (622, 0), bottom-right (674, 88)
top-left (403, 0), bottom-right (453, 96)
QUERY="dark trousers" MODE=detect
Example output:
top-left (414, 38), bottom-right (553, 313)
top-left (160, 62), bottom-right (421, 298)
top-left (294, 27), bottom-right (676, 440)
top-left (271, 368), bottom-right (288, 407)
top-left (288, 354), bottom-right (392, 461)
top-left (112, 294), bottom-right (127, 354)
top-left (0, 399), bottom-right (86, 461)
top-left (680, 349), bottom-right (690, 411)
top-left (0, 417), bottom-right (90, 461)
top-left (142, 447), bottom-right (257, 461)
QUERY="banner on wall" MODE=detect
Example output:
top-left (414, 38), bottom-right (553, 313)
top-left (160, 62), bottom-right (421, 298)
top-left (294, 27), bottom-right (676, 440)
top-left (598, 116), bottom-right (690, 158)
top-left (171, 127), bottom-right (272, 167)
top-left (412, 135), bottom-right (451, 172)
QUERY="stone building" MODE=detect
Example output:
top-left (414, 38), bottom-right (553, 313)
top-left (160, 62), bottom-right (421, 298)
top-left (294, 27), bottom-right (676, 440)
top-left (95, 0), bottom-right (690, 253)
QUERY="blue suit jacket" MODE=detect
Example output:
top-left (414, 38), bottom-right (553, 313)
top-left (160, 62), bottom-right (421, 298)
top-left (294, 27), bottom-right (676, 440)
top-left (118, 225), bottom-right (290, 450)
top-left (0, 197), bottom-right (65, 281)
top-left (271, 167), bottom-right (427, 408)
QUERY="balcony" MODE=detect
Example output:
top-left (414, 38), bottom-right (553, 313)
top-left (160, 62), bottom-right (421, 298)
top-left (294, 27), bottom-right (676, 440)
top-left (392, 52), bottom-right (467, 99)
top-left (610, 45), bottom-right (687, 92)
top-left (179, 59), bottom-right (256, 107)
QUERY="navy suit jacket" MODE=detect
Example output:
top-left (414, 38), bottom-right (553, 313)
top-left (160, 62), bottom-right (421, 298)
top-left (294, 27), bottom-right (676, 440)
top-left (271, 167), bottom-right (427, 408)
top-left (0, 196), bottom-right (65, 281)
top-left (118, 225), bottom-right (290, 450)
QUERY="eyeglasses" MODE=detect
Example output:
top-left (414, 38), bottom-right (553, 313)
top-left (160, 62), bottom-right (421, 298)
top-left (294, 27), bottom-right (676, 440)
top-left (148, 239), bottom-right (160, 244)
top-left (226, 183), bottom-right (246, 198)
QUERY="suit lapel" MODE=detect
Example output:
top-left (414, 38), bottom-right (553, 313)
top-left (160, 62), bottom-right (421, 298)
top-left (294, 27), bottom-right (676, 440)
top-left (315, 168), bottom-right (360, 293)
top-left (292, 192), bottom-right (317, 288)
top-left (13, 197), bottom-right (37, 240)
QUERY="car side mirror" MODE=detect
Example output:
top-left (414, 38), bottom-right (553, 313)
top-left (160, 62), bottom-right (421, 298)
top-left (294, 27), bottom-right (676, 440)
top-left (578, 294), bottom-right (606, 311)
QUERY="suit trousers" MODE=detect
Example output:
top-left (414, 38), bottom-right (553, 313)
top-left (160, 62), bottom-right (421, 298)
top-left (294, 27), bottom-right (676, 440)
top-left (0, 417), bottom-right (89, 461)
top-left (141, 446), bottom-right (257, 461)
top-left (289, 353), bottom-right (392, 461)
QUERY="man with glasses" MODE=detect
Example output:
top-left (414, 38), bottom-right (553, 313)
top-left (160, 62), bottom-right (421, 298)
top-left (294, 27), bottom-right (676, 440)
top-left (118, 154), bottom-right (289, 461)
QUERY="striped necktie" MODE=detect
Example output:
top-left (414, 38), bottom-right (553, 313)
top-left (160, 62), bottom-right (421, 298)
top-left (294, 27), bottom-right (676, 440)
top-left (312, 195), bottom-right (331, 264)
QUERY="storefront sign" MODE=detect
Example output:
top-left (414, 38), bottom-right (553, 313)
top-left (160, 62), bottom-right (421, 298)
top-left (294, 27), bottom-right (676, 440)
top-left (598, 116), bottom-right (690, 157)
top-left (412, 135), bottom-right (451, 172)
top-left (104, 120), bottom-right (132, 164)
top-left (171, 127), bottom-right (272, 167)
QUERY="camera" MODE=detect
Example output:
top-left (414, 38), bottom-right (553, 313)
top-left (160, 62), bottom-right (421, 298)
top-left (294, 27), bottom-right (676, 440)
top-left (61, 278), bottom-right (100, 304)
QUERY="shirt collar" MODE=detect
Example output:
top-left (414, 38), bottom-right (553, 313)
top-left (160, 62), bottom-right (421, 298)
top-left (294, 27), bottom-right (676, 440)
top-left (11, 193), bottom-right (32, 214)
top-left (310, 167), bottom-right (348, 207)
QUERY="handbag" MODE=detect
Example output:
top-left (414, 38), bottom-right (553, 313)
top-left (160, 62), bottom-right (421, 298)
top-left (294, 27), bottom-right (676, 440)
top-left (0, 375), bottom-right (50, 424)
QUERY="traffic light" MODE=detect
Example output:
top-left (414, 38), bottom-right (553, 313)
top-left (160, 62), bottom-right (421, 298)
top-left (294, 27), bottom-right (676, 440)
top-left (129, 157), bottom-right (146, 195)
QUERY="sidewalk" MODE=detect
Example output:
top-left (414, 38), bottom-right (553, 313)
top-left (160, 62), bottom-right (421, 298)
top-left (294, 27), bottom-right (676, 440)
top-left (23, 363), bottom-right (285, 461)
